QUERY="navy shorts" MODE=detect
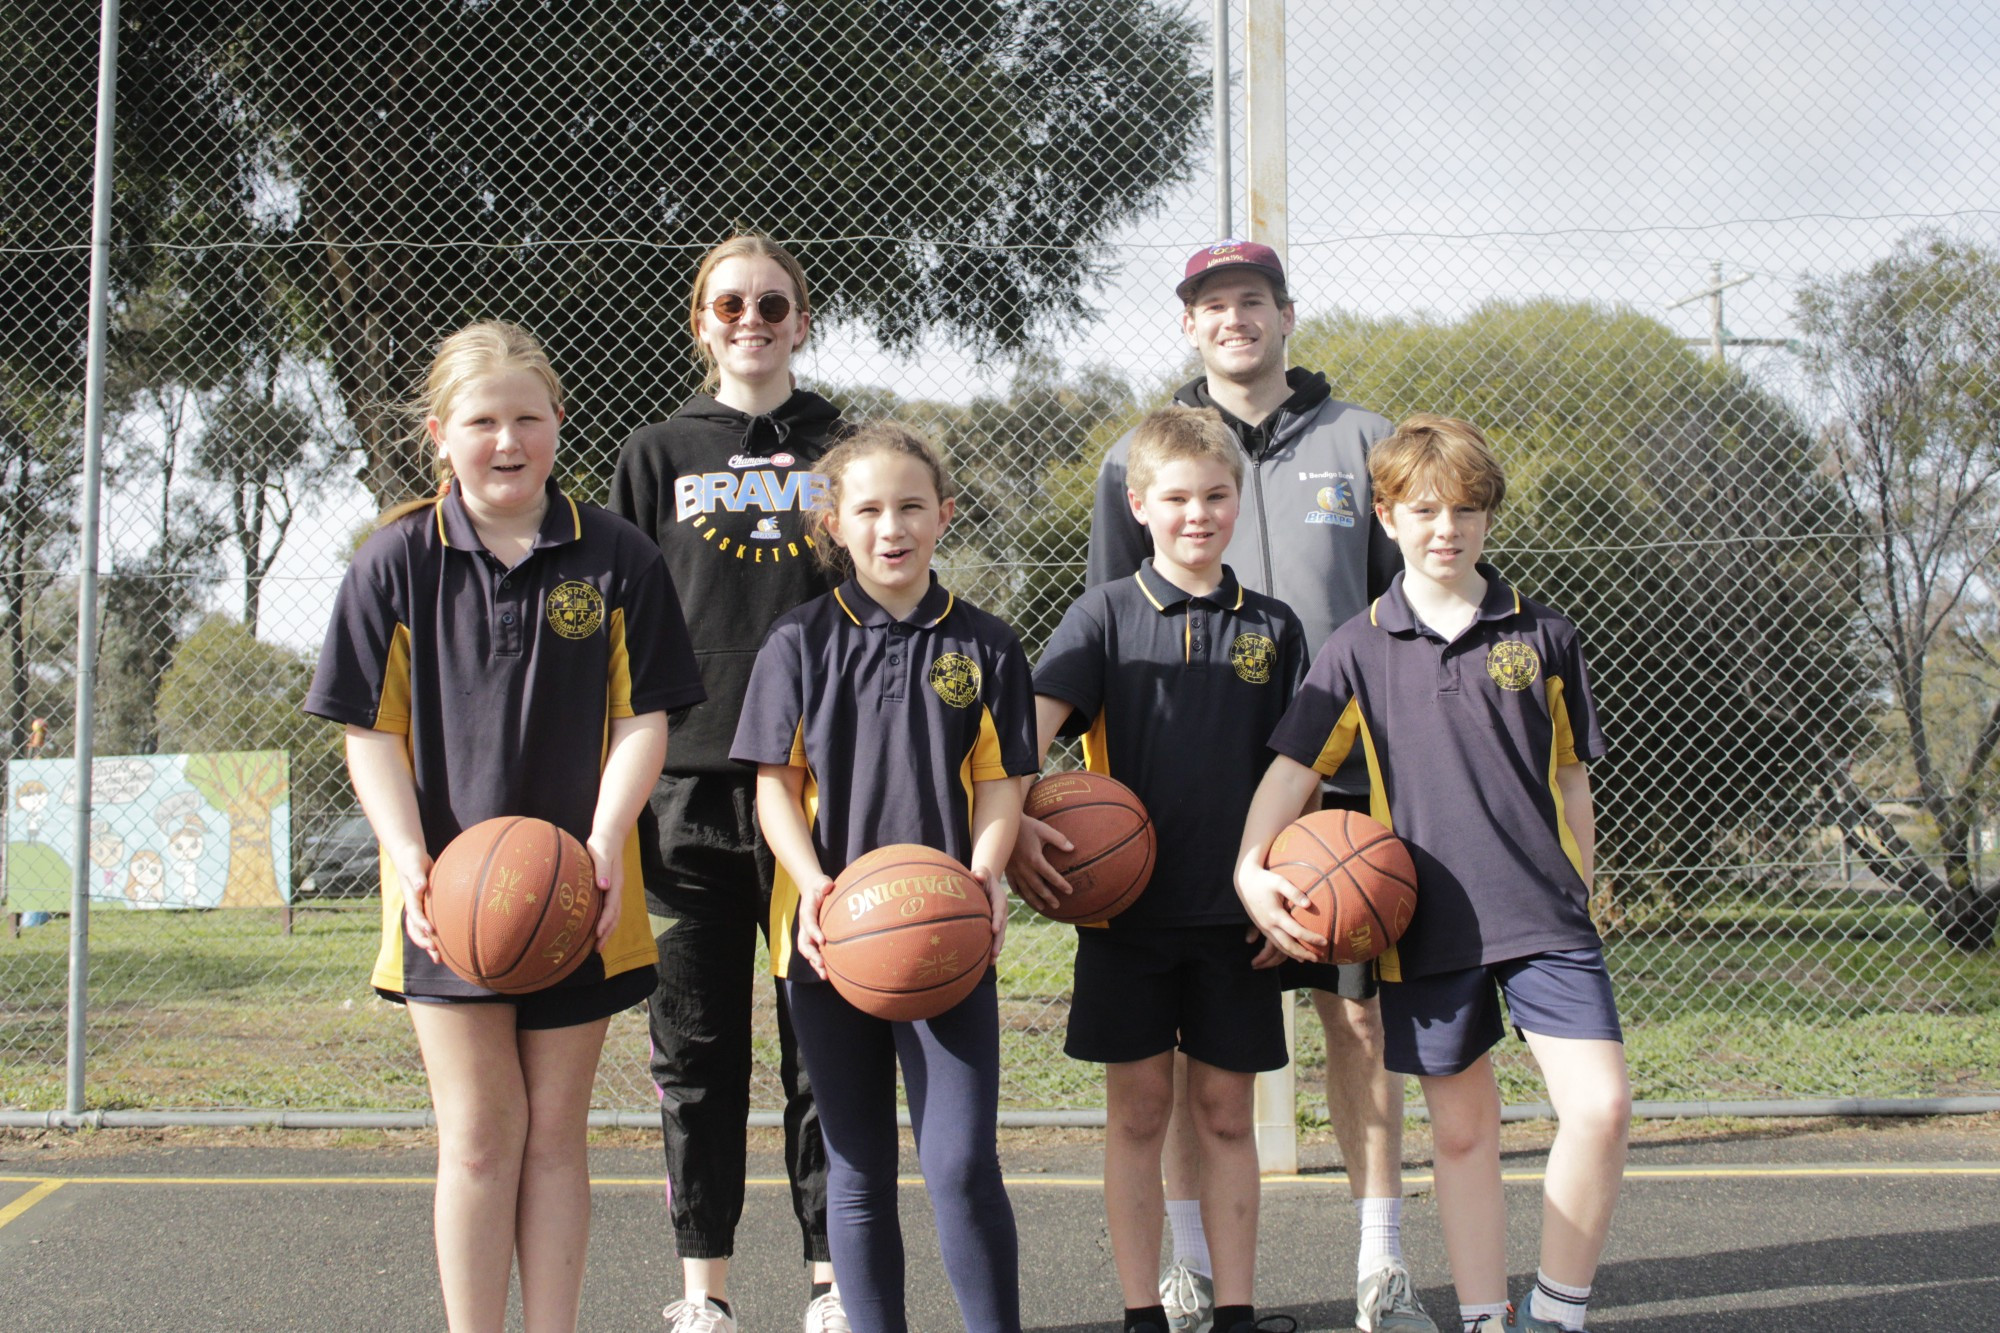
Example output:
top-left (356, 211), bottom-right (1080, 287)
top-left (1065, 924), bottom-right (1286, 1073)
top-left (1379, 948), bottom-right (1621, 1077)
top-left (381, 963), bottom-right (656, 1031)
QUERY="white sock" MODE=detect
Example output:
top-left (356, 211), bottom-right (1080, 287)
top-left (1459, 1301), bottom-right (1508, 1331)
top-left (1530, 1270), bottom-right (1590, 1330)
top-left (1165, 1198), bottom-right (1212, 1276)
top-left (1356, 1196), bottom-right (1404, 1276)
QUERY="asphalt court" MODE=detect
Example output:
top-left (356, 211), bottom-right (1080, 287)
top-left (3, 1119), bottom-right (1997, 1331)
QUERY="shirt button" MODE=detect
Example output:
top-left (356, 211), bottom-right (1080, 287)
top-left (888, 655), bottom-right (901, 665)
top-left (502, 612), bottom-right (515, 625)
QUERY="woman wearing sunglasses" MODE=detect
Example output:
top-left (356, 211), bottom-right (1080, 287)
top-left (612, 234), bottom-right (847, 1333)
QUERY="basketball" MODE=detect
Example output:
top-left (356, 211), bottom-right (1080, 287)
top-left (426, 816), bottom-right (600, 994)
top-left (1022, 771), bottom-right (1155, 923)
top-left (1265, 809), bottom-right (1417, 965)
top-left (819, 844), bottom-right (993, 1022)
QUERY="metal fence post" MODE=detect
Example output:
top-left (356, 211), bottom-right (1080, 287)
top-left (65, 0), bottom-right (121, 1117)
top-left (1244, 0), bottom-right (1298, 1177)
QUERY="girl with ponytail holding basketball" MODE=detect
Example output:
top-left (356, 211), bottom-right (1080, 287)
top-left (305, 321), bottom-right (705, 1333)
top-left (731, 422), bottom-right (1038, 1333)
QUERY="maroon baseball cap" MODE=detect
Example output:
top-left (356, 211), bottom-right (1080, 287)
top-left (1175, 238), bottom-right (1287, 302)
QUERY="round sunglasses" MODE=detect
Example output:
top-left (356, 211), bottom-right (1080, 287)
top-left (703, 291), bottom-right (798, 324)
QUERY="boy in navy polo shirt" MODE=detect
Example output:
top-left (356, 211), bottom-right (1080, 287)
top-left (1236, 416), bottom-right (1630, 1333)
top-left (1011, 408), bottom-right (1309, 1333)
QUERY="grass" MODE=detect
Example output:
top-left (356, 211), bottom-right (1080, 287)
top-left (4, 897), bottom-right (1998, 1115)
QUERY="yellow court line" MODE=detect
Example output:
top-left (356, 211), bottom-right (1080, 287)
top-left (0, 1180), bottom-right (65, 1230)
top-left (5, 1164), bottom-right (1996, 1192)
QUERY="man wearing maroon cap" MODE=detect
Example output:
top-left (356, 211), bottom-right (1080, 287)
top-left (1084, 241), bottom-right (1434, 1333)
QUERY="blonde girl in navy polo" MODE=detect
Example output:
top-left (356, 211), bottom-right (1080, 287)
top-left (305, 322), bottom-right (704, 1333)
top-left (732, 423), bottom-right (1039, 1333)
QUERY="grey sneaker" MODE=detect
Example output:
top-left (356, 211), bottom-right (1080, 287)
top-left (1159, 1260), bottom-right (1215, 1333)
top-left (1356, 1262), bottom-right (1438, 1333)
top-left (663, 1297), bottom-right (738, 1333)
top-left (803, 1288), bottom-right (850, 1333)
top-left (1501, 1302), bottom-right (1567, 1332)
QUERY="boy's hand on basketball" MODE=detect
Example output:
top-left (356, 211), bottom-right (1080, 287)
top-left (1246, 926), bottom-right (1287, 970)
top-left (1004, 814), bottom-right (1074, 913)
top-left (795, 875), bottom-right (834, 981)
top-left (972, 865), bottom-right (1008, 958)
top-left (391, 843), bottom-right (442, 963)
top-left (585, 833), bottom-right (622, 944)
top-left (1236, 862), bottom-right (1326, 963)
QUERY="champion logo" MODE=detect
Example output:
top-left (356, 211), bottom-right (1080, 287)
top-left (728, 454), bottom-right (774, 469)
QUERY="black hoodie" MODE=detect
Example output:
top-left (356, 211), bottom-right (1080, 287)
top-left (611, 390), bottom-right (843, 774)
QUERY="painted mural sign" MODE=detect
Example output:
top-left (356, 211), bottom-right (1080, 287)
top-left (3, 751), bottom-right (292, 913)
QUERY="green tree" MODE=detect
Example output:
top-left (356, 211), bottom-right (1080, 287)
top-left (1799, 233), bottom-right (2000, 950)
top-left (1, 1), bottom-right (253, 746)
top-left (1279, 301), bottom-right (1867, 922)
top-left (137, 0), bottom-right (1207, 505)
top-left (156, 617), bottom-right (345, 842)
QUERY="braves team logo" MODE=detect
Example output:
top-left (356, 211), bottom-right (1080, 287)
top-left (1306, 478), bottom-right (1357, 527)
top-left (545, 581), bottom-right (604, 640)
top-left (673, 466), bottom-right (829, 565)
top-left (1487, 641), bottom-right (1541, 691)
top-left (928, 652), bottom-right (982, 708)
top-left (1230, 633), bottom-right (1277, 684)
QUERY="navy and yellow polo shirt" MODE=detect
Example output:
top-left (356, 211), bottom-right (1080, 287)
top-left (1034, 560), bottom-right (1308, 929)
top-left (730, 574), bottom-right (1038, 981)
top-left (1268, 564), bottom-right (1607, 980)
top-left (304, 480), bottom-right (706, 997)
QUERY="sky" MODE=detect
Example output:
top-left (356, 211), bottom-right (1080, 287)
top-left (96, 0), bottom-right (2000, 651)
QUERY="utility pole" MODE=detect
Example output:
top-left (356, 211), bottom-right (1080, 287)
top-left (1668, 262), bottom-right (1793, 363)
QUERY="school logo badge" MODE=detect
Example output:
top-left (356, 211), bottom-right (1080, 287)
top-left (928, 652), bottom-right (981, 708)
top-left (1230, 632), bottom-right (1277, 684)
top-left (545, 581), bottom-right (604, 640)
top-left (1487, 640), bottom-right (1540, 691)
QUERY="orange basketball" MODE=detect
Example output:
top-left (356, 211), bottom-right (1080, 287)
top-left (1022, 771), bottom-right (1155, 923)
top-left (427, 816), bottom-right (600, 994)
top-left (1266, 809), bottom-right (1417, 965)
top-left (819, 844), bottom-right (993, 1022)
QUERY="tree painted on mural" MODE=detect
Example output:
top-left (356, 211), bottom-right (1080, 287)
top-left (182, 749), bottom-right (289, 908)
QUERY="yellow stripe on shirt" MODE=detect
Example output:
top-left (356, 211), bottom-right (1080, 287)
top-left (1546, 676), bottom-right (1587, 879)
top-left (606, 607), bottom-right (635, 719)
top-left (374, 624), bottom-right (414, 733)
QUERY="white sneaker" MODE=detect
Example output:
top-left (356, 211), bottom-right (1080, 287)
top-left (1159, 1260), bottom-right (1215, 1333)
top-left (803, 1288), bottom-right (850, 1333)
top-left (663, 1296), bottom-right (739, 1332)
top-left (1356, 1261), bottom-right (1438, 1333)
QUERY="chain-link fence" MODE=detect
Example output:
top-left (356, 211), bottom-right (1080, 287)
top-left (4, 1), bottom-right (1997, 1119)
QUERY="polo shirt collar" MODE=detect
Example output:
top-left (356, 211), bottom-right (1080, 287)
top-left (1371, 562), bottom-right (1520, 634)
top-left (435, 478), bottom-right (583, 552)
top-left (1134, 558), bottom-right (1245, 613)
top-left (833, 573), bottom-right (956, 628)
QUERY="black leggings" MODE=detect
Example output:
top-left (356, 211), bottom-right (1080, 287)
top-left (785, 972), bottom-right (1021, 1333)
